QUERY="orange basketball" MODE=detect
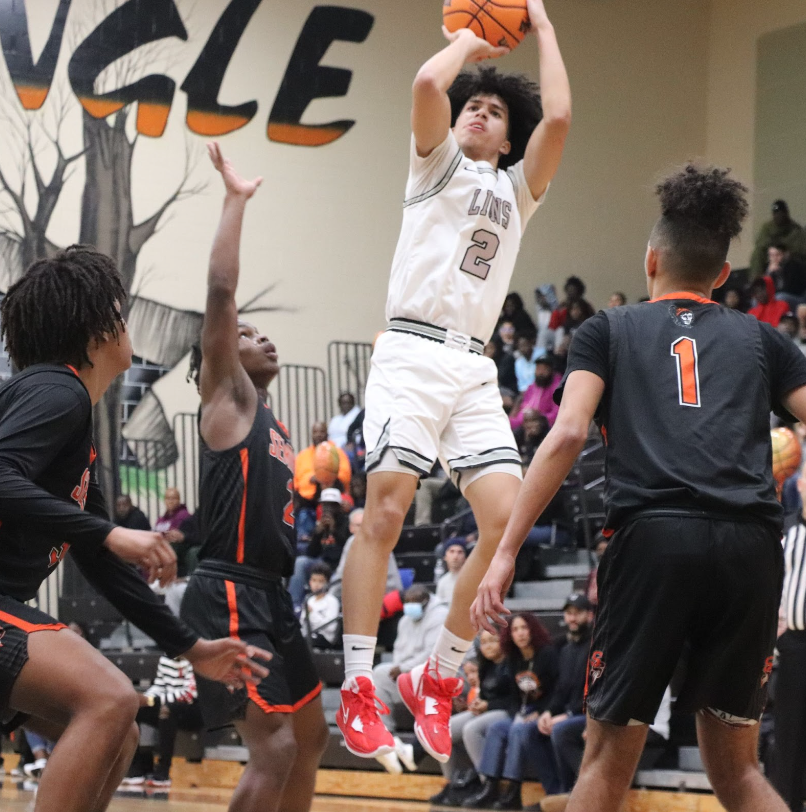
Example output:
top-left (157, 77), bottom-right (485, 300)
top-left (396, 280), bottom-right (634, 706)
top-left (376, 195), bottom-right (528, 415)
top-left (443, 0), bottom-right (531, 50)
top-left (771, 427), bottom-right (802, 485)
top-left (314, 441), bottom-right (340, 488)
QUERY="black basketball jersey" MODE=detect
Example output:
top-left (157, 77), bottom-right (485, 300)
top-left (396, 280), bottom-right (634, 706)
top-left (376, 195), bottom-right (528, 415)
top-left (560, 293), bottom-right (806, 533)
top-left (198, 402), bottom-right (296, 576)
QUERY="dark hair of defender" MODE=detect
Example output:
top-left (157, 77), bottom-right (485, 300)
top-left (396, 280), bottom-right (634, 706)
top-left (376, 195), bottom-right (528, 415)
top-left (650, 164), bottom-right (749, 284)
top-left (448, 66), bottom-right (542, 170)
top-left (1, 245), bottom-right (126, 371)
top-left (187, 342), bottom-right (202, 389)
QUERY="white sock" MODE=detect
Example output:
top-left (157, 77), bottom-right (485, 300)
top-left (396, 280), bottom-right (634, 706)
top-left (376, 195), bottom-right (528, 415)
top-left (343, 634), bottom-right (377, 683)
top-left (430, 627), bottom-right (473, 680)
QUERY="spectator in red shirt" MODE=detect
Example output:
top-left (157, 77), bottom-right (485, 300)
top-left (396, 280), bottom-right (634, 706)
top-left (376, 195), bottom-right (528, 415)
top-left (548, 276), bottom-right (587, 331)
top-left (748, 275), bottom-right (791, 327)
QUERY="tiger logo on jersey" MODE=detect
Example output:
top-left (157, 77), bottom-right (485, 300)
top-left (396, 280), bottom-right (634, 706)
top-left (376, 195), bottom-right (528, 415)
top-left (761, 655), bottom-right (773, 688)
top-left (589, 650), bottom-right (606, 685)
top-left (669, 305), bottom-right (694, 328)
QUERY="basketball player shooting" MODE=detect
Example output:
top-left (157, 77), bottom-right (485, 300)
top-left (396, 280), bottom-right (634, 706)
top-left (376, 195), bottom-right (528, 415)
top-left (338, 0), bottom-right (571, 763)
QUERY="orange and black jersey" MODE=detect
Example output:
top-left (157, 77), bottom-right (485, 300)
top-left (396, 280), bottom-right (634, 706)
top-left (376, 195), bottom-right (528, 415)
top-left (0, 365), bottom-right (197, 656)
top-left (198, 402), bottom-right (296, 577)
top-left (557, 294), bottom-right (806, 533)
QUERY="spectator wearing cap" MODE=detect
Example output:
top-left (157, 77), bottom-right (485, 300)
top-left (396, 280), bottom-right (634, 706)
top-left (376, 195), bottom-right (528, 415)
top-left (509, 356), bottom-right (562, 430)
top-left (437, 539), bottom-right (467, 603)
top-left (751, 199), bottom-right (806, 277)
top-left (288, 488), bottom-right (351, 609)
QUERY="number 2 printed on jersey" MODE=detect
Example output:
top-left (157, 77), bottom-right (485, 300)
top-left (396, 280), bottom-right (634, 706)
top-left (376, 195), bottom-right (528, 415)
top-left (671, 337), bottom-right (701, 407)
top-left (460, 229), bottom-right (500, 280)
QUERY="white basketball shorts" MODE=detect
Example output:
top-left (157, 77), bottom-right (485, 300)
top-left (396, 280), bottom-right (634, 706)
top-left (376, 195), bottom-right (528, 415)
top-left (363, 331), bottom-right (523, 492)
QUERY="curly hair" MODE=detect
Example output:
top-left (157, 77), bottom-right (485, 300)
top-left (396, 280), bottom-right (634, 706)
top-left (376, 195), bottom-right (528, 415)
top-left (448, 66), bottom-right (542, 169)
top-left (1, 245), bottom-right (126, 370)
top-left (651, 163), bottom-right (749, 282)
top-left (499, 612), bottom-right (552, 659)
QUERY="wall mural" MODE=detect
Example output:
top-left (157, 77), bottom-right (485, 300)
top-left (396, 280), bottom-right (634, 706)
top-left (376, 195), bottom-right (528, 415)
top-left (0, 0), bottom-right (375, 512)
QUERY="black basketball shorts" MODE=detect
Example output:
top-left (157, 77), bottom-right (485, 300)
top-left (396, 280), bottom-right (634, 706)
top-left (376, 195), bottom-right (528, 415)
top-left (180, 560), bottom-right (321, 729)
top-left (586, 513), bottom-right (783, 727)
top-left (0, 596), bottom-right (66, 733)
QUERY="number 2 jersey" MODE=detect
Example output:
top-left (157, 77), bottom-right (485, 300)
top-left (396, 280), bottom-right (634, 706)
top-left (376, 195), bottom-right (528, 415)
top-left (561, 293), bottom-right (806, 532)
top-left (197, 403), bottom-right (296, 577)
top-left (385, 131), bottom-right (544, 343)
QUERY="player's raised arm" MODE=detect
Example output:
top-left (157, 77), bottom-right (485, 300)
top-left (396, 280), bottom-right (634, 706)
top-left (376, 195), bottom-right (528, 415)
top-left (520, 0), bottom-right (571, 200)
top-left (200, 142), bottom-right (263, 407)
top-left (412, 28), bottom-right (509, 158)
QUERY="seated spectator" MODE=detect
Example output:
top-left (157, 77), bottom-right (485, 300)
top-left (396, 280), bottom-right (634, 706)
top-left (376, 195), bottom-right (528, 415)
top-left (330, 509), bottom-right (403, 601)
top-left (607, 292), bottom-right (627, 308)
top-left (344, 409), bottom-right (366, 473)
top-left (154, 488), bottom-right (190, 535)
top-left (534, 284), bottom-right (559, 355)
top-left (548, 276), bottom-right (587, 333)
top-left (722, 285), bottom-right (749, 312)
top-left (510, 356), bottom-right (562, 430)
top-left (349, 471), bottom-right (367, 508)
top-left (431, 631), bottom-right (517, 807)
top-left (328, 391), bottom-right (361, 448)
top-left (123, 655), bottom-right (202, 790)
top-left (302, 563), bottom-right (341, 649)
top-left (554, 298), bottom-right (596, 361)
top-left (514, 331), bottom-right (544, 393)
top-left (513, 410), bottom-right (550, 467)
top-left (289, 488), bottom-right (351, 609)
top-left (750, 199), bottom-right (806, 276)
top-left (496, 320), bottom-right (517, 357)
top-left (498, 291), bottom-right (537, 337)
top-left (295, 421), bottom-right (351, 545)
top-left (748, 275), bottom-right (791, 327)
top-left (114, 494), bottom-right (151, 530)
top-left (159, 511), bottom-right (201, 616)
top-left (372, 585), bottom-right (449, 773)
top-left (485, 340), bottom-right (518, 394)
top-left (465, 614), bottom-right (557, 809)
top-left (768, 242), bottom-right (806, 312)
top-left (437, 538), bottom-right (467, 603)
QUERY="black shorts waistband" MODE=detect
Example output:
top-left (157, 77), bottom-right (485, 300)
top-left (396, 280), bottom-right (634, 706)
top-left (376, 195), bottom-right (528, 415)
top-left (386, 318), bottom-right (484, 355)
top-left (195, 559), bottom-right (282, 589)
top-left (620, 506), bottom-right (778, 528)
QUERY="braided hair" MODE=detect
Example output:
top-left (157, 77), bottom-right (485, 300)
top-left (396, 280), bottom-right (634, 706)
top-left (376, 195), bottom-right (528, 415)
top-left (1, 245), bottom-right (126, 370)
top-left (448, 66), bottom-right (542, 170)
top-left (651, 164), bottom-right (749, 282)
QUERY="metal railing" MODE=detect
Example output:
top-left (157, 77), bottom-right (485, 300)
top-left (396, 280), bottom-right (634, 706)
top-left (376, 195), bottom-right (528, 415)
top-left (269, 363), bottom-right (328, 452)
top-left (327, 341), bottom-right (372, 412)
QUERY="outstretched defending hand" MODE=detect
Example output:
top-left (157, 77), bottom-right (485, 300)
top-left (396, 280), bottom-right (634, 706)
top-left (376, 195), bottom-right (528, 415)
top-left (184, 638), bottom-right (272, 689)
top-left (470, 550), bottom-right (515, 634)
top-left (442, 26), bottom-right (510, 63)
top-left (104, 527), bottom-right (177, 587)
top-left (207, 141), bottom-right (263, 199)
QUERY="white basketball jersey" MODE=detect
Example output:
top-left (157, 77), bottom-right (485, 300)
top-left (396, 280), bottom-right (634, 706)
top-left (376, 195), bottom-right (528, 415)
top-left (385, 130), bottom-right (545, 343)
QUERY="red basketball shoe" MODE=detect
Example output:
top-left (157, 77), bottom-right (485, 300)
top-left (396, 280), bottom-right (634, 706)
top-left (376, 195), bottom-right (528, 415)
top-left (398, 663), bottom-right (463, 763)
top-left (337, 676), bottom-right (395, 758)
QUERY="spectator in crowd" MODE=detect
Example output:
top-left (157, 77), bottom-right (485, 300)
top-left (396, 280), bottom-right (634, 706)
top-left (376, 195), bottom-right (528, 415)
top-left (414, 463), bottom-right (449, 526)
top-left (750, 200), bottom-right (806, 276)
top-left (122, 655), bottom-right (202, 790)
top-left (154, 488), bottom-right (190, 535)
top-left (510, 356), bottom-right (562, 430)
top-left (534, 285), bottom-right (559, 355)
top-left (500, 387), bottom-right (517, 417)
top-left (344, 408), bottom-right (367, 472)
top-left (499, 292), bottom-right (537, 337)
top-left (777, 315), bottom-right (806, 359)
top-left (372, 585), bottom-right (449, 772)
top-left (535, 594), bottom-right (594, 799)
top-left (554, 298), bottom-right (596, 361)
top-left (748, 275), bottom-right (791, 327)
top-left (295, 421), bottom-right (351, 543)
top-left (289, 488), bottom-right (351, 609)
top-left (607, 292), bottom-right (627, 308)
top-left (350, 471), bottom-right (367, 508)
top-left (769, 243), bottom-right (806, 312)
top-left (548, 276), bottom-right (587, 333)
top-left (485, 340), bottom-right (519, 394)
top-left (497, 320), bottom-right (517, 356)
top-left (158, 511), bottom-right (201, 616)
top-left (514, 332), bottom-right (544, 394)
top-left (328, 392), bottom-right (361, 448)
top-left (437, 539), bottom-right (468, 603)
top-left (513, 410), bottom-right (550, 467)
top-left (302, 563), bottom-right (341, 649)
top-left (722, 285), bottom-right (749, 312)
top-left (22, 729), bottom-right (54, 782)
top-left (114, 495), bottom-right (151, 531)
top-left (330, 509), bottom-right (403, 601)
top-left (431, 630), bottom-right (517, 807)
top-left (464, 614), bottom-right (557, 810)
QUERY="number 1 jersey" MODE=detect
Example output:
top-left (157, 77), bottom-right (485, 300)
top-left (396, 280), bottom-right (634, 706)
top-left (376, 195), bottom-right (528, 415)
top-left (385, 131), bottom-right (544, 343)
top-left (559, 294), bottom-right (806, 532)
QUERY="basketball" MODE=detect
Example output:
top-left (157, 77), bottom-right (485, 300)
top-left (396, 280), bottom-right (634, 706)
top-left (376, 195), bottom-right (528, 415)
top-left (314, 441), bottom-right (341, 487)
top-left (771, 427), bottom-right (802, 485)
top-left (443, 0), bottom-right (531, 51)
